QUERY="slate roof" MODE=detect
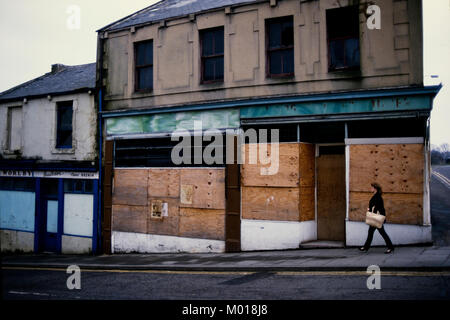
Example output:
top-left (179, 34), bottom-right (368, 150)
top-left (100, 0), bottom-right (263, 32)
top-left (0, 63), bottom-right (96, 102)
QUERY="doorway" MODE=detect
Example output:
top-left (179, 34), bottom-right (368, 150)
top-left (38, 179), bottom-right (60, 253)
top-left (316, 145), bottom-right (346, 241)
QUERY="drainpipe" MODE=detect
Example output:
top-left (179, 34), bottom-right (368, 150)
top-left (97, 34), bottom-right (104, 254)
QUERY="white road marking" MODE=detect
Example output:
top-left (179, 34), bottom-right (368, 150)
top-left (432, 171), bottom-right (450, 189)
top-left (8, 290), bottom-right (50, 296)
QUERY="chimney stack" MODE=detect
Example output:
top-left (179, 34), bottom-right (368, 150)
top-left (51, 64), bottom-right (66, 73)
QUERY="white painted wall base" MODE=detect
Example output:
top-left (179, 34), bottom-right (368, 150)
top-left (61, 235), bottom-right (92, 254)
top-left (241, 219), bottom-right (317, 251)
top-left (346, 221), bottom-right (432, 246)
top-left (0, 230), bottom-right (34, 252)
top-left (112, 231), bottom-right (225, 253)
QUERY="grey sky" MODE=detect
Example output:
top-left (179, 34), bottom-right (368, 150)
top-left (0, 0), bottom-right (448, 146)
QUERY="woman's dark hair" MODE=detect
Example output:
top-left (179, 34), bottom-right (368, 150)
top-left (371, 182), bottom-right (382, 195)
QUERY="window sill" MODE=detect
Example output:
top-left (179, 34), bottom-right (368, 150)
top-left (328, 67), bottom-right (361, 75)
top-left (266, 73), bottom-right (295, 80)
top-left (2, 149), bottom-right (22, 156)
top-left (200, 80), bottom-right (224, 86)
top-left (52, 148), bottom-right (75, 155)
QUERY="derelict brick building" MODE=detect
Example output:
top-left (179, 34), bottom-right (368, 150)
top-left (96, 0), bottom-right (440, 253)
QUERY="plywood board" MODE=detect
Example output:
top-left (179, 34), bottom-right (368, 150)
top-left (179, 208), bottom-right (225, 240)
top-left (147, 198), bottom-right (180, 236)
top-left (112, 205), bottom-right (147, 234)
top-left (241, 143), bottom-right (300, 187)
top-left (299, 186), bottom-right (315, 221)
top-left (113, 169), bottom-right (148, 206)
top-left (179, 169), bottom-right (226, 209)
top-left (349, 144), bottom-right (424, 194)
top-left (148, 169), bottom-right (180, 198)
top-left (299, 143), bottom-right (315, 187)
top-left (242, 187), bottom-right (300, 221)
top-left (317, 154), bottom-right (346, 241)
top-left (349, 191), bottom-right (423, 225)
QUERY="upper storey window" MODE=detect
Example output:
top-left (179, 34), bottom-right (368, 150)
top-left (56, 101), bottom-right (73, 149)
top-left (200, 27), bottom-right (224, 83)
top-left (326, 6), bottom-right (360, 71)
top-left (135, 40), bottom-right (154, 91)
top-left (266, 16), bottom-right (294, 77)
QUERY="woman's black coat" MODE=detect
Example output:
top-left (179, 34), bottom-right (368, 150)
top-left (369, 192), bottom-right (386, 216)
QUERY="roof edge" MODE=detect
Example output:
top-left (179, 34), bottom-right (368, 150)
top-left (0, 87), bottom-right (96, 104)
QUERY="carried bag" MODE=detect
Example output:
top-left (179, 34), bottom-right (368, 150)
top-left (365, 206), bottom-right (386, 228)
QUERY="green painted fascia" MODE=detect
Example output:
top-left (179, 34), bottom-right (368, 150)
top-left (106, 108), bottom-right (240, 135)
top-left (240, 95), bottom-right (432, 119)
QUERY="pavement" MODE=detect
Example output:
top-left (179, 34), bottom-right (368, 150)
top-left (2, 245), bottom-right (450, 272)
top-left (2, 166), bottom-right (449, 274)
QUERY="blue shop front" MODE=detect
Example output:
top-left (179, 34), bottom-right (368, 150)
top-left (0, 162), bottom-right (99, 254)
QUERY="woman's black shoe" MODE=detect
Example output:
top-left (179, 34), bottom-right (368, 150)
top-left (385, 248), bottom-right (394, 254)
top-left (359, 247), bottom-right (368, 252)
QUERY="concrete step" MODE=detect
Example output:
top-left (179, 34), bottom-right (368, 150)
top-left (300, 241), bottom-right (345, 249)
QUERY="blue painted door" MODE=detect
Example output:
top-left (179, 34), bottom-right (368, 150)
top-left (40, 180), bottom-right (59, 253)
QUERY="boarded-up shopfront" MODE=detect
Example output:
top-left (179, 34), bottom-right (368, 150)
top-left (101, 86), bottom-right (439, 253)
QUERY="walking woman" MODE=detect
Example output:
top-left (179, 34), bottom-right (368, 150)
top-left (359, 182), bottom-right (395, 254)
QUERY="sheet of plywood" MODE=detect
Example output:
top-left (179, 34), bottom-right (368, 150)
top-left (242, 186), bottom-right (300, 221)
top-left (349, 191), bottom-right (423, 225)
top-left (113, 169), bottom-right (148, 206)
top-left (179, 208), bottom-right (225, 240)
top-left (349, 144), bottom-right (424, 194)
top-left (112, 205), bottom-right (147, 234)
top-left (148, 169), bottom-right (180, 198)
top-left (317, 154), bottom-right (346, 241)
top-left (179, 169), bottom-right (225, 209)
top-left (299, 143), bottom-right (315, 187)
top-left (241, 143), bottom-right (300, 187)
top-left (147, 197), bottom-right (180, 236)
top-left (299, 186), bottom-right (315, 221)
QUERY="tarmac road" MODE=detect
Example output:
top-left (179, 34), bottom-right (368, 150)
top-left (2, 267), bottom-right (450, 300)
top-left (431, 165), bottom-right (450, 246)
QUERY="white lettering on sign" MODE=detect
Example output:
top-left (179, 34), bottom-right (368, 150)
top-left (1, 170), bottom-right (33, 177)
top-left (0, 170), bottom-right (98, 179)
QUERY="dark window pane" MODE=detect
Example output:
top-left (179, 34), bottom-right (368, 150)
top-left (215, 57), bottom-right (224, 79)
top-left (64, 180), bottom-right (73, 192)
top-left (0, 178), bottom-right (15, 190)
top-left (202, 31), bottom-right (214, 56)
top-left (58, 131), bottom-right (72, 148)
top-left (57, 103), bottom-right (73, 148)
top-left (84, 180), bottom-right (93, 193)
top-left (74, 180), bottom-right (83, 192)
top-left (327, 6), bottom-right (359, 39)
top-left (282, 49), bottom-right (294, 74)
top-left (138, 66), bottom-right (153, 90)
top-left (281, 20), bottom-right (293, 47)
top-left (269, 51), bottom-right (282, 75)
top-left (268, 22), bottom-right (281, 48)
top-left (327, 6), bottom-right (360, 70)
top-left (201, 28), bottom-right (224, 82)
top-left (136, 41), bottom-right (153, 66)
top-left (214, 29), bottom-right (224, 54)
top-left (329, 39), bottom-right (345, 69)
top-left (203, 58), bottom-right (215, 81)
top-left (345, 38), bottom-right (360, 68)
top-left (59, 106), bottom-right (72, 130)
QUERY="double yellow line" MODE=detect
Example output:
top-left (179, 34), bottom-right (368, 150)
top-left (3, 266), bottom-right (450, 277)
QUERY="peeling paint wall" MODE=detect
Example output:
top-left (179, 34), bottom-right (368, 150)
top-left (0, 230), bottom-right (34, 252)
top-left (100, 0), bottom-right (422, 111)
top-left (0, 93), bottom-right (96, 161)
